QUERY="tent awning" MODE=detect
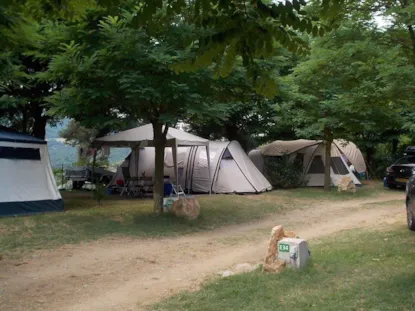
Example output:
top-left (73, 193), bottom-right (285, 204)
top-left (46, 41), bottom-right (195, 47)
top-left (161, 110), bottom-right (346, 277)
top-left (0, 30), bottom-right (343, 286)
top-left (93, 124), bottom-right (208, 148)
top-left (259, 139), bottom-right (367, 173)
top-left (260, 139), bottom-right (321, 156)
top-left (92, 123), bottom-right (212, 195)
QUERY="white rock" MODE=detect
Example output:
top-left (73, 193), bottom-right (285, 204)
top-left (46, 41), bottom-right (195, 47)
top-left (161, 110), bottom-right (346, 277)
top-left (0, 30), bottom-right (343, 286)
top-left (252, 263), bottom-right (261, 271)
top-left (220, 270), bottom-right (234, 277)
top-left (234, 263), bottom-right (255, 273)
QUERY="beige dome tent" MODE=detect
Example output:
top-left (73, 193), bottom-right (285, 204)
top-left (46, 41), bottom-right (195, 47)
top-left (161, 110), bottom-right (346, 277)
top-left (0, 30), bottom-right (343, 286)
top-left (110, 140), bottom-right (272, 194)
top-left (249, 139), bottom-right (366, 187)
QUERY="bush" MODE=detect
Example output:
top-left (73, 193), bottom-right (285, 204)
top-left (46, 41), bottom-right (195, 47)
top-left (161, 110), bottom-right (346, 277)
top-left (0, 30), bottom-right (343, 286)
top-left (92, 183), bottom-right (107, 205)
top-left (53, 167), bottom-right (65, 187)
top-left (264, 155), bottom-right (306, 189)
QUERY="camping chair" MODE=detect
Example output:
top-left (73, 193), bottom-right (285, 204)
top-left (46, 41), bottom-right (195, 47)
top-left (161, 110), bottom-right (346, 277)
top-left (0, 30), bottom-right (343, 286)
top-left (120, 167), bottom-right (139, 196)
top-left (170, 167), bottom-right (185, 197)
top-left (137, 175), bottom-right (152, 198)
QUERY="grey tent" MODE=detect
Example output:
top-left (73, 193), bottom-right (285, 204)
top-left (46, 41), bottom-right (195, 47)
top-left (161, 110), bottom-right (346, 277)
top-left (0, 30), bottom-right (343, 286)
top-left (249, 139), bottom-right (366, 187)
top-left (110, 140), bottom-right (272, 194)
top-left (94, 124), bottom-right (211, 192)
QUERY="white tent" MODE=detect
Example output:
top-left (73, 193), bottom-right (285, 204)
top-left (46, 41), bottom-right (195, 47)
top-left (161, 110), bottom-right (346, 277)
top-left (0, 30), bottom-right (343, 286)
top-left (0, 127), bottom-right (63, 216)
top-left (110, 140), bottom-right (272, 194)
top-left (94, 124), bottom-right (211, 192)
top-left (249, 139), bottom-right (366, 187)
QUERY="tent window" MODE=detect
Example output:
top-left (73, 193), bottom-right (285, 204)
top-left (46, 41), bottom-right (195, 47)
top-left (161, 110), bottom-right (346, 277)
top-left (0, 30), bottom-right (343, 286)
top-left (0, 147), bottom-right (41, 160)
top-left (222, 148), bottom-right (233, 159)
top-left (293, 153), bottom-right (304, 167)
top-left (331, 157), bottom-right (349, 175)
top-left (308, 156), bottom-right (325, 174)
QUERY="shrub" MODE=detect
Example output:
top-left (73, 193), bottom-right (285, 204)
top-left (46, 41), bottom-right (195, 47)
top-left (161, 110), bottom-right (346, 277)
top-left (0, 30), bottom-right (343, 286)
top-left (92, 183), bottom-right (107, 205)
top-left (263, 155), bottom-right (306, 189)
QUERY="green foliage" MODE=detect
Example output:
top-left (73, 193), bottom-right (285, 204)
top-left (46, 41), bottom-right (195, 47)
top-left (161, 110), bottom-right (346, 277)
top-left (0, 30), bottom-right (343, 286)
top-left (92, 183), bottom-right (107, 205)
top-left (52, 167), bottom-right (65, 187)
top-left (59, 120), bottom-right (97, 147)
top-left (263, 155), bottom-right (306, 189)
top-left (185, 47), bottom-right (302, 149)
top-left (59, 120), bottom-right (111, 167)
top-left (276, 24), bottom-right (415, 179)
top-left (289, 25), bottom-right (413, 140)
top-left (46, 12), bottom-right (228, 129)
top-left (75, 156), bottom-right (109, 169)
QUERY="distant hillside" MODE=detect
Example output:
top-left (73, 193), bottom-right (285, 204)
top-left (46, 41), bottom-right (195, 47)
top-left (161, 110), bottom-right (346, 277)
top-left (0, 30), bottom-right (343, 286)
top-left (46, 121), bottom-right (129, 168)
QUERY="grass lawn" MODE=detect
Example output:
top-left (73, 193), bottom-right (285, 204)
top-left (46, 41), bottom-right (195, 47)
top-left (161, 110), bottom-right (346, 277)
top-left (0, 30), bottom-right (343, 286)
top-left (151, 224), bottom-right (415, 311)
top-left (0, 192), bottom-right (294, 258)
top-left (0, 182), bottom-right (391, 258)
top-left (271, 180), bottom-right (392, 201)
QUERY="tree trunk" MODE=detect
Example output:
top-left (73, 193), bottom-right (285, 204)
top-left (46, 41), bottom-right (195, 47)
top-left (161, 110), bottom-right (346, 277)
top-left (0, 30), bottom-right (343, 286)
top-left (366, 146), bottom-right (375, 179)
top-left (392, 138), bottom-right (399, 155)
top-left (31, 116), bottom-right (47, 139)
top-left (323, 127), bottom-right (333, 192)
top-left (324, 139), bottom-right (332, 192)
top-left (152, 122), bottom-right (168, 213)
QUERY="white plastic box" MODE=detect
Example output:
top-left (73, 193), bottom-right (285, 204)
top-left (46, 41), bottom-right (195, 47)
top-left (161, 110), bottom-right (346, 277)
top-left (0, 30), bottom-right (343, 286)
top-left (277, 238), bottom-right (310, 269)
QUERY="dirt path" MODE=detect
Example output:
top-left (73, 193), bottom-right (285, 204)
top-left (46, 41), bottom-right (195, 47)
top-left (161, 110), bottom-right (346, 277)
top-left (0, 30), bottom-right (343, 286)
top-left (0, 193), bottom-right (405, 311)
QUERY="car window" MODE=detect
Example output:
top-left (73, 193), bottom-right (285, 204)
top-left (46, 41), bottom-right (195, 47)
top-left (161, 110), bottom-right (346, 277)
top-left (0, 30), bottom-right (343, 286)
top-left (395, 156), bottom-right (415, 165)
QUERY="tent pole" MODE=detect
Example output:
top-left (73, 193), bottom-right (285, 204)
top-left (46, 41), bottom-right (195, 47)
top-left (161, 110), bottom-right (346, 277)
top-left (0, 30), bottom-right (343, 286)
top-left (206, 144), bottom-right (211, 195)
top-left (173, 140), bottom-right (179, 195)
top-left (136, 145), bottom-right (140, 179)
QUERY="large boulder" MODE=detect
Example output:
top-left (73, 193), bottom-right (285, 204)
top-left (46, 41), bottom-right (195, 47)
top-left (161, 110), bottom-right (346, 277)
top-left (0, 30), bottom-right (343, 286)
top-left (263, 225), bottom-right (297, 273)
top-left (338, 176), bottom-right (356, 193)
top-left (171, 197), bottom-right (200, 220)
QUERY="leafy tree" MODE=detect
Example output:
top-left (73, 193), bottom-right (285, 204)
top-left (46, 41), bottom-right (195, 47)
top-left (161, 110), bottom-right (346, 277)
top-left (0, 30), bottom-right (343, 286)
top-left (47, 11), bottom-right (249, 211)
top-left (0, 0), bottom-right (124, 138)
top-left (59, 119), bottom-right (140, 167)
top-left (336, 0), bottom-right (415, 62)
top-left (185, 47), bottom-right (301, 150)
top-left (0, 0), bottom-right (346, 209)
top-left (59, 120), bottom-right (101, 165)
top-left (1, 0), bottom-right (342, 139)
top-left (284, 25), bottom-right (415, 190)
top-left (132, 0), bottom-right (339, 81)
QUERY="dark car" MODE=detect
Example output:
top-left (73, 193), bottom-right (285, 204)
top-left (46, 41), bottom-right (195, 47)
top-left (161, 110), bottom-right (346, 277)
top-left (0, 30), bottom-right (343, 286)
top-left (405, 177), bottom-right (415, 231)
top-left (385, 154), bottom-right (415, 189)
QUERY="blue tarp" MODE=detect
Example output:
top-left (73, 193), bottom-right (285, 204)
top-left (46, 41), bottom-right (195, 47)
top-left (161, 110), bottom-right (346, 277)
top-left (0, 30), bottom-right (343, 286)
top-left (0, 199), bottom-right (64, 217)
top-left (0, 127), bottom-right (46, 145)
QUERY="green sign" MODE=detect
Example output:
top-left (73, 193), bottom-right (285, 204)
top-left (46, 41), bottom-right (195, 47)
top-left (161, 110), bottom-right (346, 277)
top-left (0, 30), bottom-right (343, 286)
top-left (279, 243), bottom-right (290, 252)
top-left (163, 197), bottom-right (177, 211)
